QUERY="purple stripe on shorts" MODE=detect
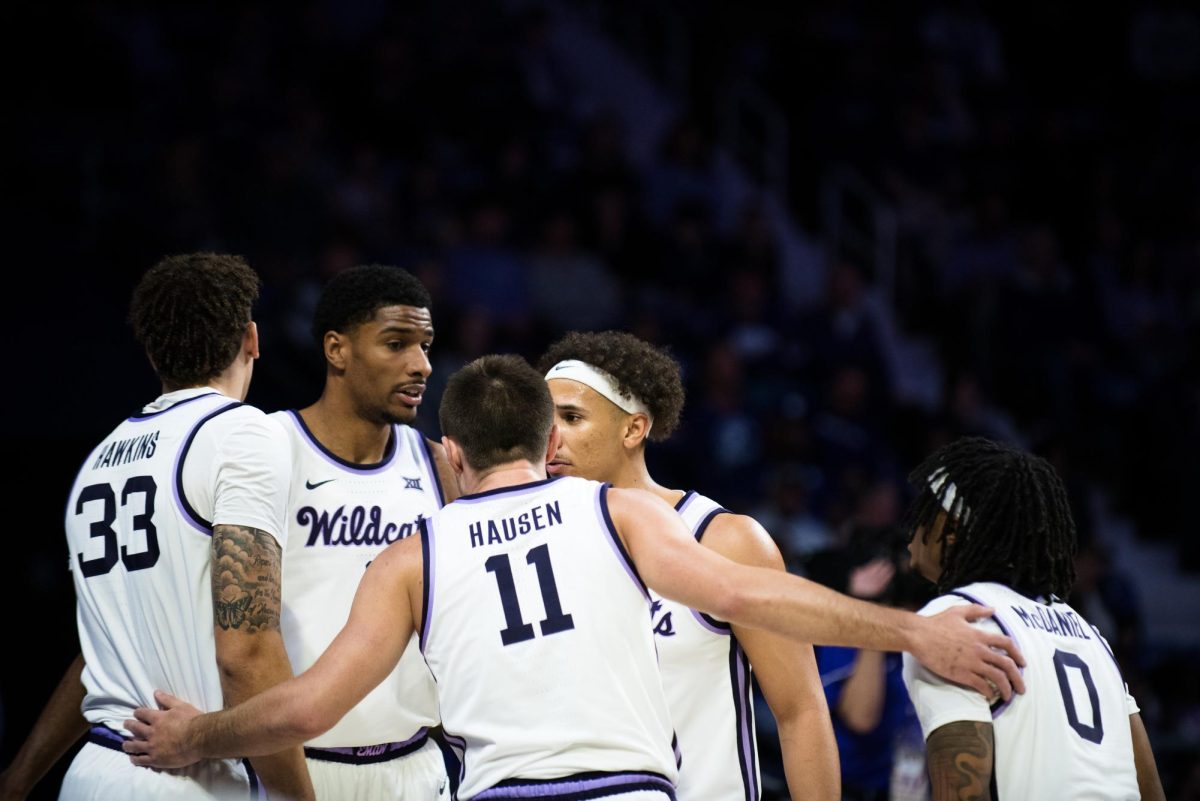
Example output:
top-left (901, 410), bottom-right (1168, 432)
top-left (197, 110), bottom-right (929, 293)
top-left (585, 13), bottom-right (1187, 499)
top-left (476, 771), bottom-right (675, 800)
top-left (304, 728), bottom-right (429, 765)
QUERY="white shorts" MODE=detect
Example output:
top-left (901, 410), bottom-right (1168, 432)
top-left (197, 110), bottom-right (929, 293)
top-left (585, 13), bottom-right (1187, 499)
top-left (60, 736), bottom-right (257, 800)
top-left (305, 737), bottom-right (449, 801)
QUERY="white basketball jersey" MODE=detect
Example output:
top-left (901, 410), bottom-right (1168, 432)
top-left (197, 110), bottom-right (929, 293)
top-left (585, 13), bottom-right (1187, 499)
top-left (274, 410), bottom-right (442, 748)
top-left (648, 491), bottom-right (759, 801)
top-left (903, 582), bottom-right (1140, 800)
top-left (66, 390), bottom-right (288, 734)
top-left (421, 476), bottom-right (677, 799)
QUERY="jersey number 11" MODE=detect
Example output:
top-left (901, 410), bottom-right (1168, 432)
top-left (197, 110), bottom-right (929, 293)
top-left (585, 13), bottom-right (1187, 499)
top-left (485, 544), bottom-right (576, 646)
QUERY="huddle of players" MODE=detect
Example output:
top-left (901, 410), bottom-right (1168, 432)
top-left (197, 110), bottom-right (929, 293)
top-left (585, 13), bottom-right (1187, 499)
top-left (0, 253), bottom-right (1164, 801)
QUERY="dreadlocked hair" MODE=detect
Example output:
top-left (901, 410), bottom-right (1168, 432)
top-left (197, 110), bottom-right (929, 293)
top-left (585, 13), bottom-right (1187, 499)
top-left (536, 330), bottom-right (684, 441)
top-left (129, 253), bottom-right (260, 388)
top-left (903, 436), bottom-right (1077, 599)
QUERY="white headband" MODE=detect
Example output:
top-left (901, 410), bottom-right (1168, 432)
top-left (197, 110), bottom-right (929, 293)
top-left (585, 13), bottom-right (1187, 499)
top-left (545, 360), bottom-right (653, 420)
top-left (928, 467), bottom-right (972, 524)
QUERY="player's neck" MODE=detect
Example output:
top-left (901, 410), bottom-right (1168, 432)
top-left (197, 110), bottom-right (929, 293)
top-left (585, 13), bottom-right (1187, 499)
top-left (300, 394), bottom-right (393, 464)
top-left (461, 461), bottom-right (546, 496)
top-left (609, 457), bottom-right (683, 508)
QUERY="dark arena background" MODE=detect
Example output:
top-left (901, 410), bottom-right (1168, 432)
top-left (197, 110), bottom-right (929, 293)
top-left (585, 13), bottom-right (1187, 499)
top-left (5, 1), bottom-right (1199, 798)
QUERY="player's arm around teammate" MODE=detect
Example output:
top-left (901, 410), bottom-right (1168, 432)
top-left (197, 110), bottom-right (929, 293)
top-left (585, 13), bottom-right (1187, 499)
top-left (605, 487), bottom-right (1025, 701)
top-left (119, 484), bottom-right (1023, 769)
top-left (699, 513), bottom-right (840, 801)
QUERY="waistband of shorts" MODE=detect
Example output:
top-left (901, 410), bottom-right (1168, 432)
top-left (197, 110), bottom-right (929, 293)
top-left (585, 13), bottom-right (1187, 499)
top-left (476, 771), bottom-right (676, 800)
top-left (86, 724), bottom-right (129, 753)
top-left (303, 727), bottom-right (430, 765)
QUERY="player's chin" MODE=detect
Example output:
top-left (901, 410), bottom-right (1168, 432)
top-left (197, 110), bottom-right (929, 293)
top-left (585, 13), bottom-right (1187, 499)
top-left (385, 405), bottom-right (420, 425)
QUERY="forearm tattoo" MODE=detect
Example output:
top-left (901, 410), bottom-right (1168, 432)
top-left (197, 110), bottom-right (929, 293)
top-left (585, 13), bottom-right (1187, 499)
top-left (926, 721), bottom-right (995, 801)
top-left (211, 525), bottom-right (283, 633)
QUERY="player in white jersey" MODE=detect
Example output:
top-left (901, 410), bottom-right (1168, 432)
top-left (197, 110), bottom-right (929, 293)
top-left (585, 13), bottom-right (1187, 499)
top-left (536, 332), bottom-right (838, 801)
top-left (123, 355), bottom-right (1028, 800)
top-left (5, 254), bottom-right (313, 800)
top-left (898, 437), bottom-right (1165, 801)
top-left (271, 264), bottom-right (456, 799)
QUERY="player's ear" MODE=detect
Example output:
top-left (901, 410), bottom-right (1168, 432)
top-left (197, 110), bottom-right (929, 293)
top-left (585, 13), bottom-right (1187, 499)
top-left (545, 424), bottom-right (561, 466)
top-left (441, 436), bottom-right (465, 476)
top-left (621, 412), bottom-right (651, 450)
top-left (244, 321), bottom-right (260, 360)
top-left (324, 330), bottom-right (347, 371)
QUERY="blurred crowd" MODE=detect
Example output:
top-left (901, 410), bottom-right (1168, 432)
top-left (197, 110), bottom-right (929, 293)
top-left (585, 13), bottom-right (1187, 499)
top-left (9, 0), bottom-right (1200, 797)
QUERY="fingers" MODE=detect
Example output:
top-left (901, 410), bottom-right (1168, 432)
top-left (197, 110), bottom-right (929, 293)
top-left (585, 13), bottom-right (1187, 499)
top-left (154, 689), bottom-right (180, 709)
top-left (132, 706), bottom-right (158, 725)
top-left (125, 718), bottom-right (152, 739)
top-left (982, 630), bottom-right (1027, 667)
top-left (978, 660), bottom-right (1013, 702)
top-left (958, 603), bottom-right (994, 622)
top-left (129, 753), bottom-right (156, 768)
top-left (985, 646), bottom-right (1026, 694)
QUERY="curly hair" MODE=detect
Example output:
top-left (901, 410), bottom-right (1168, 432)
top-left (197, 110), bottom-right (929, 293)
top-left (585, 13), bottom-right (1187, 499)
top-left (904, 437), bottom-right (1077, 599)
top-left (536, 331), bottom-right (685, 441)
top-left (128, 252), bottom-right (260, 388)
top-left (440, 354), bottom-right (554, 471)
top-left (311, 264), bottom-right (432, 345)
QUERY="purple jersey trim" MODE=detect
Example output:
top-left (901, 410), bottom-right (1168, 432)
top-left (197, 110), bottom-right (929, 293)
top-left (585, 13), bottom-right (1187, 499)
top-left (454, 476), bottom-right (559, 504)
top-left (441, 730), bottom-right (468, 790)
top-left (286, 409), bottom-right (398, 474)
top-left (173, 400), bottom-right (245, 536)
top-left (673, 491), bottom-right (695, 512)
top-left (419, 516), bottom-right (435, 654)
top-left (730, 641), bottom-right (759, 801)
top-left (950, 589), bottom-right (1025, 718)
top-left (691, 506), bottom-right (734, 632)
top-left (243, 759), bottom-right (263, 800)
top-left (126, 391), bottom-right (220, 422)
top-left (597, 483), bottom-right (650, 601)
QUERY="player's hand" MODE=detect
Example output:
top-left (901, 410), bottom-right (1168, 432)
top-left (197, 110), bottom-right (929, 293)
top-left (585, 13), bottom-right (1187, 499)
top-left (122, 690), bottom-right (203, 769)
top-left (914, 605), bottom-right (1026, 701)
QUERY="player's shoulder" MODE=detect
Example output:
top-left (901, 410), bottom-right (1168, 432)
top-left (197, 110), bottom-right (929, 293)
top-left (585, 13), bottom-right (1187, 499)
top-left (197, 403), bottom-right (289, 455)
top-left (699, 509), bottom-right (783, 570)
top-left (918, 581), bottom-right (1007, 612)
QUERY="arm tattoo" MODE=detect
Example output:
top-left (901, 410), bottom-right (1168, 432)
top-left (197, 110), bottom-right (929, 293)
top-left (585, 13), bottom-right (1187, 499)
top-left (211, 525), bottom-right (283, 633)
top-left (926, 721), bottom-right (995, 801)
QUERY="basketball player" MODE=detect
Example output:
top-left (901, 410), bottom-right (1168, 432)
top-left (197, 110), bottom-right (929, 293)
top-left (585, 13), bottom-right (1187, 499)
top-left (900, 437), bottom-right (1165, 801)
top-left (55, 254), bottom-right (313, 799)
top-left (536, 331), bottom-right (838, 801)
top-left (272, 264), bottom-right (456, 799)
top-left (122, 355), bottom-right (1026, 801)
top-left (1, 265), bottom-right (455, 800)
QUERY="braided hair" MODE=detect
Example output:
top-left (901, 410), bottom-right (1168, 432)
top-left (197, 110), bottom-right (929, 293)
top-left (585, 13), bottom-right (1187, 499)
top-left (904, 437), bottom-right (1077, 599)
